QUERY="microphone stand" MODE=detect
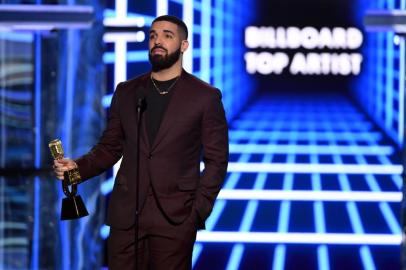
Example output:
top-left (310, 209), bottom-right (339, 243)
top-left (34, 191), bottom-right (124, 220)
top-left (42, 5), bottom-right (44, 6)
top-left (135, 97), bottom-right (144, 270)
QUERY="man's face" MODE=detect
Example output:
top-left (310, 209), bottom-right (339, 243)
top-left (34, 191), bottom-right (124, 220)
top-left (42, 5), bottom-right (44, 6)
top-left (148, 21), bottom-right (186, 72)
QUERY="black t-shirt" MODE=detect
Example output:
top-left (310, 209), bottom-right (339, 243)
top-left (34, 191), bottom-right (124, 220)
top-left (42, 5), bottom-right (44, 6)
top-left (146, 77), bottom-right (178, 145)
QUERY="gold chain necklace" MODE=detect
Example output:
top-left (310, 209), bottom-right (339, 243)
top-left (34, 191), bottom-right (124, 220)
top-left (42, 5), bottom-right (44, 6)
top-left (150, 75), bottom-right (180, 95)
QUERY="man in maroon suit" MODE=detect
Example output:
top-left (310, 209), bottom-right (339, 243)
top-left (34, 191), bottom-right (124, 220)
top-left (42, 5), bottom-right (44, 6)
top-left (53, 15), bottom-right (229, 269)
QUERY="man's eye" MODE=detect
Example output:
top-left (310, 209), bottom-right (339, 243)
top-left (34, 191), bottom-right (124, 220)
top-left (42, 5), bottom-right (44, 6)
top-left (166, 35), bottom-right (173, 39)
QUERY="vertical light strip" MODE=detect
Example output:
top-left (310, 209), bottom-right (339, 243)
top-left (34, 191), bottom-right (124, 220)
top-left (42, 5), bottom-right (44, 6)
top-left (398, 37), bottom-right (405, 146)
top-left (205, 173), bottom-right (242, 230)
top-left (272, 102), bottom-right (290, 270)
top-left (116, 0), bottom-right (127, 18)
top-left (278, 155), bottom-right (296, 234)
top-left (317, 246), bottom-right (330, 270)
top-left (346, 202), bottom-right (364, 236)
top-left (333, 162), bottom-right (363, 233)
top-left (156, 0), bottom-right (168, 16)
top-left (386, 0), bottom-right (395, 139)
top-left (192, 173), bottom-right (242, 266)
top-left (192, 244), bottom-right (203, 268)
top-left (225, 1), bottom-right (233, 111)
top-left (195, 114), bottom-right (269, 266)
top-left (107, 0), bottom-right (130, 242)
top-left (272, 155), bottom-right (295, 270)
top-left (114, 0), bottom-right (128, 89)
top-left (0, 32), bottom-right (4, 270)
top-left (0, 34), bottom-right (5, 166)
top-left (200, 0), bottom-right (211, 82)
top-left (355, 149), bottom-right (401, 234)
top-left (182, 0), bottom-right (194, 72)
top-left (225, 244), bottom-right (244, 270)
top-left (272, 245), bottom-right (287, 270)
top-left (194, 145), bottom-right (259, 265)
top-left (312, 121), bottom-right (328, 270)
top-left (364, 173), bottom-right (401, 234)
top-left (385, 31), bottom-right (393, 130)
top-left (111, 27), bottom-right (127, 183)
top-left (360, 246), bottom-right (376, 270)
top-left (402, 0), bottom-right (406, 171)
top-left (379, 202), bottom-right (401, 234)
top-left (333, 153), bottom-right (376, 270)
top-left (329, 118), bottom-right (377, 270)
top-left (391, 175), bottom-right (402, 190)
top-left (214, 0), bottom-right (223, 91)
top-left (377, 32), bottom-right (383, 122)
top-left (193, 157), bottom-right (250, 264)
top-left (226, 171), bottom-right (268, 269)
top-left (114, 40), bottom-right (127, 89)
top-left (31, 31), bottom-right (41, 270)
top-left (311, 150), bottom-right (330, 270)
top-left (60, 27), bottom-right (79, 270)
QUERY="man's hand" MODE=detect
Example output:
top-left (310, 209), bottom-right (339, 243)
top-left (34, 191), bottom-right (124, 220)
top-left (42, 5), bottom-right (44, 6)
top-left (53, 158), bottom-right (78, 180)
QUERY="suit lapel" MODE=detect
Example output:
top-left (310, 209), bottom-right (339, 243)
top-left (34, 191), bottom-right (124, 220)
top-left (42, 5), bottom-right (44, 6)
top-left (150, 71), bottom-right (187, 152)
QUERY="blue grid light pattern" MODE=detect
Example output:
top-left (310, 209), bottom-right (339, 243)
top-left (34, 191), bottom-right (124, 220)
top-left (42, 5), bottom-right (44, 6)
top-left (191, 92), bottom-right (401, 269)
top-left (98, 1), bottom-right (403, 269)
top-left (354, 0), bottom-right (405, 148)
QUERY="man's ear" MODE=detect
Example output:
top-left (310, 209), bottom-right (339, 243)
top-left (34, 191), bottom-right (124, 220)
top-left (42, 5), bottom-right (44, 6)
top-left (181, 40), bottom-right (189, 53)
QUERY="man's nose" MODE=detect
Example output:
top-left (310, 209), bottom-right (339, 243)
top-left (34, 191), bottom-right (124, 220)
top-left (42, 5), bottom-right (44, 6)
top-left (154, 35), bottom-right (162, 45)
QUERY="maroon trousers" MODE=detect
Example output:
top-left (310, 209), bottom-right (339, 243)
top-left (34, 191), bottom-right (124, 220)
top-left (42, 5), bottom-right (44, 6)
top-left (107, 191), bottom-right (198, 270)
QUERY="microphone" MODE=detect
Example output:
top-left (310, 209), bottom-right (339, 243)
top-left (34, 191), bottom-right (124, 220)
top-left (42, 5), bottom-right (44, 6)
top-left (136, 87), bottom-right (147, 112)
top-left (134, 87), bottom-right (145, 269)
top-left (137, 97), bottom-right (146, 111)
top-left (136, 87), bottom-right (146, 123)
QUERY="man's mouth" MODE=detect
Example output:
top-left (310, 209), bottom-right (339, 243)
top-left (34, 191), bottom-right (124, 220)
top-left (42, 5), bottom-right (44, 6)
top-left (152, 47), bottom-right (167, 54)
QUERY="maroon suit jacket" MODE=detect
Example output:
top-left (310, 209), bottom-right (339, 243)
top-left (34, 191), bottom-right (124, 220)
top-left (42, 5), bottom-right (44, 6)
top-left (75, 70), bottom-right (229, 230)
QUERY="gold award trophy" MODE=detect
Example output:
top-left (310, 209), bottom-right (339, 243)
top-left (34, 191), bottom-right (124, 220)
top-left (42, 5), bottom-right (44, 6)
top-left (49, 139), bottom-right (89, 220)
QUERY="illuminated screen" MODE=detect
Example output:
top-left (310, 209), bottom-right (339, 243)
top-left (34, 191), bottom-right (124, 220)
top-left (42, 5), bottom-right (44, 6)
top-left (249, 0), bottom-right (363, 92)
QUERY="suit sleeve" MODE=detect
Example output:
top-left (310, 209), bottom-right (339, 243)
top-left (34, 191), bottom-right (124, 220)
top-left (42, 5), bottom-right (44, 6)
top-left (74, 83), bottom-right (125, 182)
top-left (195, 89), bottom-right (229, 224)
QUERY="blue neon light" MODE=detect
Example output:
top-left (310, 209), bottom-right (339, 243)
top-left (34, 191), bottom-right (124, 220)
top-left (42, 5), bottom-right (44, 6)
top-left (104, 9), bottom-right (154, 26)
top-left (355, 0), bottom-right (404, 147)
top-left (229, 131), bottom-right (383, 141)
top-left (391, 175), bottom-right (402, 190)
top-left (226, 170), bottom-right (268, 268)
top-left (277, 156), bottom-right (295, 251)
top-left (192, 244), bottom-right (203, 268)
top-left (103, 51), bottom-right (148, 64)
top-left (347, 202), bottom-right (364, 234)
top-left (31, 31), bottom-right (41, 270)
top-left (0, 32), bottom-right (33, 43)
top-left (97, 1), bottom-right (402, 269)
top-left (317, 245), bottom-right (330, 270)
top-left (225, 244), bottom-right (244, 270)
top-left (229, 144), bottom-right (395, 155)
top-left (100, 225), bottom-right (110, 239)
top-left (379, 202), bottom-right (401, 234)
top-left (314, 201), bottom-right (326, 233)
top-left (272, 245), bottom-right (287, 270)
top-left (360, 246), bottom-right (376, 270)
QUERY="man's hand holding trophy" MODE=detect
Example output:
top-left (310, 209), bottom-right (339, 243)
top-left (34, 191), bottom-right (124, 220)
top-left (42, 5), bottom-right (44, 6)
top-left (49, 139), bottom-right (89, 220)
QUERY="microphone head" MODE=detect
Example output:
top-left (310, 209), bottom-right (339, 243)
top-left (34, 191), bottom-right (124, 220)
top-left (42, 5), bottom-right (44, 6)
top-left (136, 87), bottom-right (147, 110)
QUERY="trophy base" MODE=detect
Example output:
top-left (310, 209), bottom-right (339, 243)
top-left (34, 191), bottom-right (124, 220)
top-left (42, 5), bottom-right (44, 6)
top-left (61, 195), bottom-right (89, 220)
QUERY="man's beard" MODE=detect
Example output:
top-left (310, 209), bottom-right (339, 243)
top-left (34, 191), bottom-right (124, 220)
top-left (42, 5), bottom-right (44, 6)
top-left (149, 46), bottom-right (182, 72)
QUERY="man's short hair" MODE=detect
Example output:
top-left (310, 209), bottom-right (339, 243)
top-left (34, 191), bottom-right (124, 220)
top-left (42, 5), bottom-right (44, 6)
top-left (152, 15), bottom-right (188, 40)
